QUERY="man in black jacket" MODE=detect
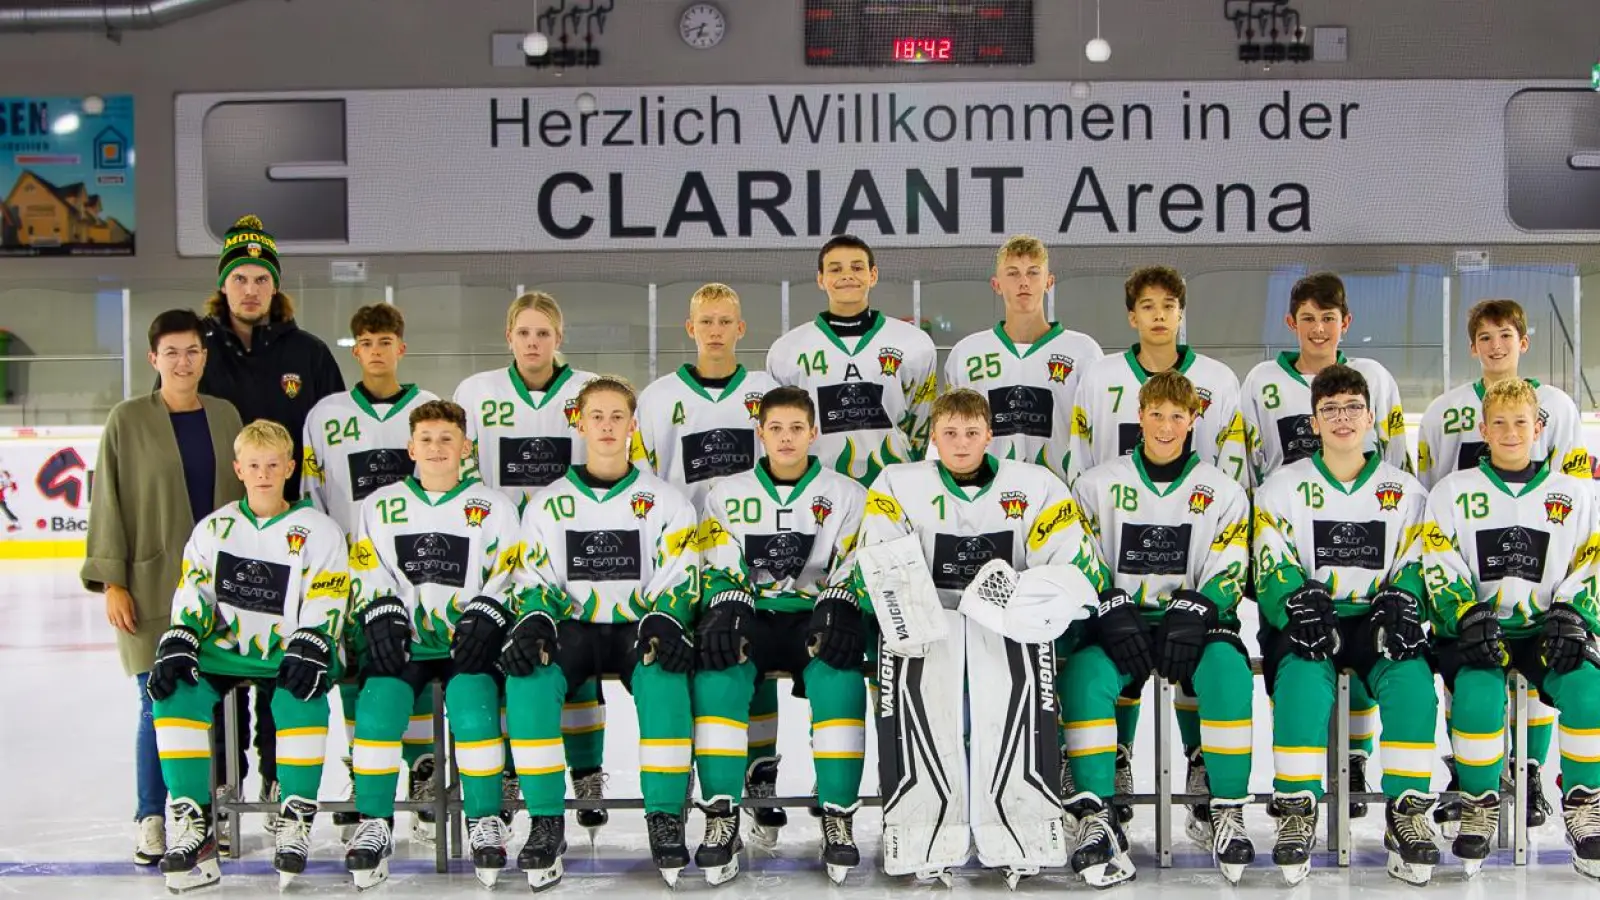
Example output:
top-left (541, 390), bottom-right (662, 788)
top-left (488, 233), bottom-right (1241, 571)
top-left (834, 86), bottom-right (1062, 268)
top-left (198, 214), bottom-right (345, 848)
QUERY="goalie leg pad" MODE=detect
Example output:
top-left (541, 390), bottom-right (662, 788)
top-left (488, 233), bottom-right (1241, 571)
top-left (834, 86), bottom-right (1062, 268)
top-left (877, 611), bottom-right (971, 876)
top-left (858, 534), bottom-right (948, 657)
top-left (967, 617), bottom-right (1069, 870)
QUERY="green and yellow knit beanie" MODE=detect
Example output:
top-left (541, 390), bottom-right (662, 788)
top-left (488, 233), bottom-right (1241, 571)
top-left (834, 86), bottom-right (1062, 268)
top-left (217, 214), bottom-right (281, 287)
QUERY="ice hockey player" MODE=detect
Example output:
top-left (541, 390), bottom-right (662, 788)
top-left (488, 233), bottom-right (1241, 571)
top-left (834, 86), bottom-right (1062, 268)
top-left (301, 304), bottom-right (442, 843)
top-left (767, 234), bottom-right (937, 483)
top-left (342, 400), bottom-right (524, 889)
top-left (943, 234), bottom-right (1103, 479)
top-left (1421, 378), bottom-right (1600, 880)
top-left (1253, 364), bottom-right (1440, 886)
top-left (1066, 371), bottom-right (1255, 883)
top-left (147, 419), bottom-right (350, 891)
top-left (1418, 299), bottom-right (1586, 832)
top-left (1240, 271), bottom-right (1410, 818)
top-left (858, 388), bottom-right (1104, 889)
top-left (690, 386), bottom-right (870, 885)
top-left (635, 284), bottom-right (789, 842)
top-left (501, 376), bottom-right (701, 889)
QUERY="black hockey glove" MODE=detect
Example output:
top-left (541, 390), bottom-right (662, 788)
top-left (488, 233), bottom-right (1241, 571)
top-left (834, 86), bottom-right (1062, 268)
top-left (501, 611), bottom-right (559, 678)
top-left (277, 630), bottom-right (334, 701)
top-left (1456, 601), bottom-right (1507, 670)
top-left (360, 597), bottom-right (413, 678)
top-left (450, 595), bottom-right (513, 675)
top-left (1155, 590), bottom-right (1216, 684)
top-left (1541, 603), bottom-right (1599, 675)
top-left (1365, 587), bottom-right (1428, 662)
top-left (808, 588), bottom-right (866, 672)
top-left (147, 626), bottom-right (201, 702)
top-left (697, 591), bottom-right (754, 671)
top-left (1282, 581), bottom-right (1338, 661)
top-left (1096, 588), bottom-right (1155, 679)
top-left (638, 611), bottom-right (695, 674)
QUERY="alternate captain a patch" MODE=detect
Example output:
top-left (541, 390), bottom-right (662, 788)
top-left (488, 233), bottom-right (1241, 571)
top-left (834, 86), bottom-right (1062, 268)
top-left (281, 373), bottom-right (302, 399)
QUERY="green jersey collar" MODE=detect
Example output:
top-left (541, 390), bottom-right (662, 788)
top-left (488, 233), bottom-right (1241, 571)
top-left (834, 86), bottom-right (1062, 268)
top-left (1123, 344), bottom-right (1194, 383)
top-left (239, 496), bottom-right (312, 530)
top-left (993, 322), bottom-right (1064, 359)
top-left (674, 364), bottom-right (748, 403)
top-left (508, 364), bottom-right (574, 410)
top-left (813, 312), bottom-right (886, 356)
top-left (1475, 455), bottom-right (1551, 498)
top-left (403, 476), bottom-right (477, 507)
top-left (754, 457), bottom-right (823, 504)
top-left (563, 464), bottom-right (642, 503)
top-left (1472, 377), bottom-right (1542, 402)
top-left (1310, 450), bottom-right (1382, 495)
top-left (350, 383), bottom-right (420, 421)
top-left (1275, 351), bottom-right (1347, 386)
top-left (936, 454), bottom-right (1000, 501)
top-left (1131, 446), bottom-right (1200, 497)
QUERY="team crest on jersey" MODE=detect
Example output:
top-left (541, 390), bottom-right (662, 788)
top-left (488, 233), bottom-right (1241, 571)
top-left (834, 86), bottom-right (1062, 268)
top-left (878, 347), bottom-right (904, 376)
top-left (1187, 485), bottom-right (1214, 515)
top-left (563, 399), bottom-right (580, 428)
top-left (999, 491), bottom-right (1029, 519)
top-left (281, 373), bottom-right (302, 399)
top-left (1375, 482), bottom-right (1404, 512)
top-left (743, 392), bottom-right (764, 420)
top-left (1545, 492), bottom-right (1573, 525)
top-left (463, 499), bottom-right (492, 528)
top-left (285, 525), bottom-right (309, 556)
top-left (1195, 387), bottom-right (1213, 417)
top-left (1046, 354), bottom-right (1074, 384)
top-left (630, 492), bottom-right (656, 519)
top-left (810, 496), bottom-right (833, 525)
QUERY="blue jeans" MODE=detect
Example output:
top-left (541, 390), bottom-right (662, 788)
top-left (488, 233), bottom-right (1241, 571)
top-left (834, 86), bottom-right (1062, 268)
top-left (135, 673), bottom-right (166, 820)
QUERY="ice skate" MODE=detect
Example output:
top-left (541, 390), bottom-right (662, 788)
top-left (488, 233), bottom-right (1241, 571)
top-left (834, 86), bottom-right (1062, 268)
top-left (160, 798), bottom-right (220, 894)
top-left (820, 802), bottom-right (860, 885)
top-left (647, 810), bottom-right (690, 887)
top-left (211, 784), bottom-right (233, 856)
top-left (135, 814), bottom-right (165, 866)
top-left (1348, 753), bottom-right (1371, 819)
top-left (1065, 794), bottom-right (1136, 888)
top-left (344, 816), bottom-right (394, 891)
top-left (571, 767), bottom-right (609, 839)
top-left (409, 753), bottom-right (438, 842)
top-left (498, 770), bottom-right (521, 828)
top-left (1433, 755), bottom-right (1461, 838)
top-left (1183, 747), bottom-right (1214, 847)
top-left (695, 798), bottom-right (743, 886)
top-left (1059, 747), bottom-right (1083, 845)
top-left (1269, 791), bottom-right (1317, 886)
top-left (1209, 798), bottom-right (1254, 884)
top-left (334, 756), bottom-right (360, 841)
top-left (517, 814), bottom-right (567, 892)
top-left (1453, 790), bottom-right (1498, 878)
top-left (1112, 744), bottom-right (1135, 825)
top-left (261, 779), bottom-right (282, 835)
top-left (469, 815), bottom-right (510, 887)
top-left (744, 757), bottom-right (786, 850)
top-left (1383, 791), bottom-right (1440, 886)
top-left (1519, 761), bottom-right (1552, 829)
top-left (1563, 787), bottom-right (1600, 880)
top-left (273, 796), bottom-right (317, 888)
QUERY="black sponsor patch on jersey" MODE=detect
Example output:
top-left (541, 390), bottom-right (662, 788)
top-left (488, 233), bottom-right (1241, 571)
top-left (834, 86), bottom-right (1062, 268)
top-left (1276, 414), bottom-right (1322, 465)
top-left (499, 435), bottom-right (572, 488)
top-left (394, 532), bottom-right (471, 588)
top-left (1456, 441), bottom-right (1489, 471)
top-left (216, 551), bottom-right (291, 616)
top-left (1474, 526), bottom-right (1550, 584)
top-left (1117, 523), bottom-right (1193, 577)
top-left (1116, 421), bottom-right (1142, 457)
top-left (348, 448), bottom-right (412, 501)
top-left (930, 531), bottom-right (1015, 590)
top-left (1311, 520), bottom-right (1389, 570)
top-left (681, 428), bottom-right (756, 484)
top-left (988, 385), bottom-right (1054, 439)
top-left (567, 529), bottom-right (644, 582)
top-left (817, 382), bottom-right (892, 435)
top-left (746, 531), bottom-right (817, 584)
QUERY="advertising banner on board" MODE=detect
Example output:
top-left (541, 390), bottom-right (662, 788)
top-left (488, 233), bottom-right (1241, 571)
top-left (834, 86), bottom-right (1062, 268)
top-left (2, 95), bottom-right (136, 257)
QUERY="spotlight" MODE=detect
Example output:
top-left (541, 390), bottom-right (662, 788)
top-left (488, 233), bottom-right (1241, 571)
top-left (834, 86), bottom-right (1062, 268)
top-left (522, 32), bottom-right (550, 56)
top-left (1085, 37), bottom-right (1111, 63)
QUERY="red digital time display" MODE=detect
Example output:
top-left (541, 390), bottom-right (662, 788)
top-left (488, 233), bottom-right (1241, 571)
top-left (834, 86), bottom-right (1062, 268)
top-left (892, 37), bottom-right (954, 62)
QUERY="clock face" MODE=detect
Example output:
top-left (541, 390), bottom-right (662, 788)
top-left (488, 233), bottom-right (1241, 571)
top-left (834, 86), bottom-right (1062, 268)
top-left (680, 3), bottom-right (726, 49)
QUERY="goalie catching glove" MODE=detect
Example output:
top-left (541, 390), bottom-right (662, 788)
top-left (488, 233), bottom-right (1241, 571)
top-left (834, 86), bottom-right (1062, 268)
top-left (958, 559), bottom-right (1097, 644)
top-left (277, 630), bottom-right (333, 700)
top-left (857, 533), bottom-right (948, 657)
top-left (807, 587), bottom-right (865, 670)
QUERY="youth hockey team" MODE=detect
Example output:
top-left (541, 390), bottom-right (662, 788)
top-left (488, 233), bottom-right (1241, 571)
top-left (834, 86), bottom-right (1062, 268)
top-left (144, 234), bottom-right (1600, 893)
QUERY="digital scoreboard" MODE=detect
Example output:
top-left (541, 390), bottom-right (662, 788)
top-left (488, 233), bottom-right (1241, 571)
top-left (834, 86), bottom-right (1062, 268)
top-left (804, 1), bottom-right (1035, 68)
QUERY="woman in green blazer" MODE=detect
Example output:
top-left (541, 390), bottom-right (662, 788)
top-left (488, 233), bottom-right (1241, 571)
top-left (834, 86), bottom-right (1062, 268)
top-left (82, 309), bottom-right (244, 865)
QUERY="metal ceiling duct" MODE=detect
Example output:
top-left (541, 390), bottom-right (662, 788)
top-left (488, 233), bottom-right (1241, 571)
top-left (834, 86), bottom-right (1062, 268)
top-left (0, 0), bottom-right (243, 32)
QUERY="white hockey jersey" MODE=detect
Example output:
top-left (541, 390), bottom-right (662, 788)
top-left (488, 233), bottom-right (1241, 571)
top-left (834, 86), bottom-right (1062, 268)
top-left (767, 313), bottom-right (937, 484)
top-left (1416, 379), bottom-right (1591, 490)
top-left (942, 322), bottom-right (1104, 479)
top-left (347, 477), bottom-right (523, 662)
top-left (858, 457), bottom-right (1107, 610)
top-left (1253, 453), bottom-right (1428, 629)
top-left (301, 384), bottom-right (440, 532)
top-left (633, 364), bottom-right (782, 508)
top-left (172, 497), bottom-right (350, 680)
top-left (1072, 453), bottom-right (1250, 618)
top-left (1065, 346), bottom-right (1248, 489)
top-left (515, 466), bottom-right (700, 626)
top-left (1240, 352), bottom-right (1410, 487)
top-left (1421, 459), bottom-right (1600, 639)
top-left (698, 459), bottom-right (868, 614)
top-left (452, 365), bottom-right (597, 511)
